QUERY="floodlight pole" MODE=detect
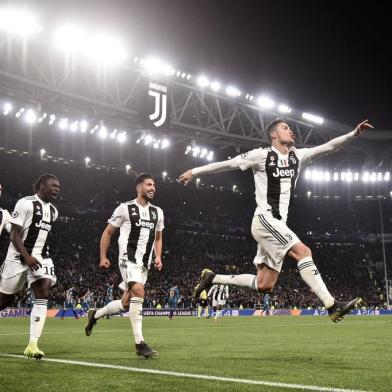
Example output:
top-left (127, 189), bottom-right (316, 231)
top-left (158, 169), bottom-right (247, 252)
top-left (378, 199), bottom-right (390, 309)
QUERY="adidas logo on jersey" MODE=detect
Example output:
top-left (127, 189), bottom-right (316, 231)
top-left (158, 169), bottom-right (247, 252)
top-left (135, 219), bottom-right (155, 230)
top-left (35, 220), bottom-right (52, 231)
top-left (272, 168), bottom-right (296, 178)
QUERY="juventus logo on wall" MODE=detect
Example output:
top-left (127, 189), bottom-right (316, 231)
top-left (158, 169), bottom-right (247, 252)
top-left (148, 82), bottom-right (167, 127)
top-left (141, 79), bottom-right (171, 132)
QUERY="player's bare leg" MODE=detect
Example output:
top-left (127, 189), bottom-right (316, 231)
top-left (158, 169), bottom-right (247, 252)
top-left (0, 292), bottom-right (14, 311)
top-left (24, 278), bottom-right (51, 359)
top-left (289, 243), bottom-right (363, 322)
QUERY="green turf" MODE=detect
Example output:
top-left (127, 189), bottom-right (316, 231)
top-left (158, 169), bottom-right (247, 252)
top-left (0, 315), bottom-right (391, 392)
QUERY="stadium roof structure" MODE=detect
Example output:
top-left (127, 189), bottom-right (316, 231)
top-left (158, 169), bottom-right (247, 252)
top-left (0, 32), bottom-right (391, 160)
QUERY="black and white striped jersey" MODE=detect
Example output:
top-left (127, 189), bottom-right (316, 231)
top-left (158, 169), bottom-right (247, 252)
top-left (6, 194), bottom-right (58, 261)
top-left (234, 131), bottom-right (357, 222)
top-left (108, 199), bottom-right (164, 268)
top-left (0, 208), bottom-right (12, 236)
top-left (208, 284), bottom-right (229, 302)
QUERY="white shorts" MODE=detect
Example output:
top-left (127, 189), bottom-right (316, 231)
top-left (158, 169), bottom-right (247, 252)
top-left (0, 258), bottom-right (57, 295)
top-left (119, 260), bottom-right (148, 290)
top-left (212, 299), bottom-right (226, 308)
top-left (251, 214), bottom-right (300, 273)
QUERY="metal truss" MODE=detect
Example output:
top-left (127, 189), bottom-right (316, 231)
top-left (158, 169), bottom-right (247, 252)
top-left (0, 34), bottom-right (388, 154)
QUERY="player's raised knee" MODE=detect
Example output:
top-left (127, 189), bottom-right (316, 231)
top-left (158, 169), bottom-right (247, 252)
top-left (257, 282), bottom-right (274, 293)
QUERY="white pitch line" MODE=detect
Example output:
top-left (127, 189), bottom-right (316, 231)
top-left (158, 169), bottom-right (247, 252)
top-left (0, 353), bottom-right (371, 392)
top-left (0, 320), bottom-right (389, 337)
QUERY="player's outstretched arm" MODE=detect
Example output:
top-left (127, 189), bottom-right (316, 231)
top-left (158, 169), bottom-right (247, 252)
top-left (177, 158), bottom-right (239, 185)
top-left (304, 119), bottom-right (374, 163)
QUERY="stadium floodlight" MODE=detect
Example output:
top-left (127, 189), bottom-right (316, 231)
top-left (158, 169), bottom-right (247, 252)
top-left (197, 75), bottom-right (210, 88)
top-left (153, 140), bottom-right (160, 149)
top-left (185, 145), bottom-right (192, 155)
top-left (305, 169), bottom-right (311, 180)
top-left (24, 109), bottom-right (37, 124)
top-left (385, 172), bottom-right (390, 181)
top-left (163, 65), bottom-right (175, 76)
top-left (49, 114), bottom-right (56, 125)
top-left (70, 121), bottom-right (78, 132)
top-left (84, 157), bottom-right (90, 165)
top-left (161, 138), bottom-right (170, 149)
top-left (232, 185), bottom-right (237, 192)
top-left (58, 118), bottom-right (68, 130)
top-left (192, 146), bottom-right (200, 157)
top-left (200, 148), bottom-right (208, 158)
top-left (390, 191), bottom-right (392, 198)
top-left (333, 172), bottom-right (339, 181)
top-left (210, 81), bottom-right (221, 92)
top-left (354, 172), bottom-right (359, 181)
top-left (125, 164), bottom-right (131, 172)
top-left (144, 135), bottom-right (153, 145)
top-left (0, 8), bottom-right (42, 36)
top-left (143, 57), bottom-right (164, 74)
top-left (302, 112), bottom-right (324, 125)
top-left (362, 171), bottom-right (369, 183)
top-left (278, 104), bottom-right (292, 114)
top-left (307, 191), bottom-right (312, 197)
top-left (324, 171), bottom-right (331, 181)
top-left (370, 172), bottom-right (377, 182)
top-left (186, 74), bottom-right (192, 80)
top-left (80, 120), bottom-right (88, 133)
top-left (54, 25), bottom-right (86, 53)
top-left (181, 72), bottom-right (187, 79)
top-left (162, 171), bottom-right (167, 179)
top-left (15, 107), bottom-right (25, 118)
top-left (90, 125), bottom-right (98, 134)
top-left (176, 70), bottom-right (181, 77)
top-left (40, 148), bottom-right (46, 157)
top-left (377, 172), bottom-right (383, 182)
top-left (207, 151), bottom-right (214, 161)
top-left (257, 96), bottom-right (275, 109)
top-left (86, 34), bottom-right (127, 65)
top-left (3, 102), bottom-right (12, 115)
top-left (98, 126), bottom-right (108, 139)
top-left (226, 86), bottom-right (241, 97)
top-left (110, 129), bottom-right (117, 139)
top-left (117, 131), bottom-right (126, 143)
top-left (346, 172), bottom-right (353, 183)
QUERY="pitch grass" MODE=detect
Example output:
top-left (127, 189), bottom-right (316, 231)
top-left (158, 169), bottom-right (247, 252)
top-left (0, 316), bottom-right (391, 392)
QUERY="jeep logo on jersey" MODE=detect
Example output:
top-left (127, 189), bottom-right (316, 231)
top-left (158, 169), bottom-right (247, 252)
top-left (148, 82), bottom-right (167, 128)
top-left (135, 219), bottom-right (155, 230)
top-left (35, 220), bottom-right (52, 231)
top-left (272, 168), bottom-right (296, 178)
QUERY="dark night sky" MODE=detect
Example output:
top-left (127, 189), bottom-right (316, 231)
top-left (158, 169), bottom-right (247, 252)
top-left (22, 1), bottom-right (391, 129)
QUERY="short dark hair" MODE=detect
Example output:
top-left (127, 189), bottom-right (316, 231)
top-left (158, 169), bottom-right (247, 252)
top-left (134, 173), bottom-right (155, 187)
top-left (266, 118), bottom-right (288, 144)
top-left (33, 173), bottom-right (59, 193)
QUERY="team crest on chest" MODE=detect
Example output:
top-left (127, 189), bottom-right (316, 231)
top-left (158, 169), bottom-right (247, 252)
top-left (151, 210), bottom-right (157, 220)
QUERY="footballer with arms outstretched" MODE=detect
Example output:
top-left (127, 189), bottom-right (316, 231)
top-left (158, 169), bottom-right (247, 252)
top-left (179, 119), bottom-right (373, 322)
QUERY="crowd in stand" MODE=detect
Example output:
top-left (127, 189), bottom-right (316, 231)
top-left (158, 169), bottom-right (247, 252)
top-left (1, 152), bottom-right (391, 310)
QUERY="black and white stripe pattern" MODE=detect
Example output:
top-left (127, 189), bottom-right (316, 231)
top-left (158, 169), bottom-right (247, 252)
top-left (142, 206), bottom-right (158, 268)
top-left (34, 299), bottom-right (48, 306)
top-left (258, 214), bottom-right (288, 246)
top-left (298, 260), bottom-right (316, 272)
top-left (127, 204), bottom-right (142, 263)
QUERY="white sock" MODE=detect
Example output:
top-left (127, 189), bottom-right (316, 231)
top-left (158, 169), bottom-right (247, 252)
top-left (29, 299), bottom-right (48, 344)
top-left (213, 274), bottom-right (257, 291)
top-left (95, 300), bottom-right (124, 320)
top-left (298, 257), bottom-right (335, 308)
top-left (129, 297), bottom-right (144, 344)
